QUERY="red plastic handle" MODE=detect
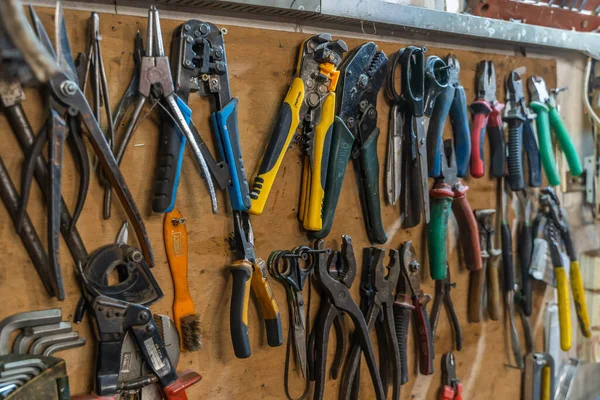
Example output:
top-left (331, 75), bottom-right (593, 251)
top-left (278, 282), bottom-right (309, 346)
top-left (163, 370), bottom-right (203, 400)
top-left (413, 298), bottom-right (433, 375)
top-left (455, 383), bottom-right (463, 400)
top-left (452, 184), bottom-right (481, 271)
top-left (470, 112), bottom-right (487, 178)
top-left (439, 386), bottom-right (455, 400)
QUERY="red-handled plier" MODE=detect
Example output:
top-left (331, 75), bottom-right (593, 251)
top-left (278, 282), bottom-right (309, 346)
top-left (440, 352), bottom-right (463, 400)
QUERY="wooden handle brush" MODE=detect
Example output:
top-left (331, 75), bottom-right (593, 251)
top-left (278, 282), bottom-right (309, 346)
top-left (164, 208), bottom-right (202, 351)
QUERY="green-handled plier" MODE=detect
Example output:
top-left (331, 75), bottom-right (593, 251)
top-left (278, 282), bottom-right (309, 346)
top-left (527, 77), bottom-right (582, 186)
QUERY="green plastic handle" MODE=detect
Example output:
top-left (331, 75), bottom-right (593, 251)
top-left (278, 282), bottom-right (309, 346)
top-left (548, 105), bottom-right (582, 177)
top-left (530, 101), bottom-right (560, 186)
top-left (428, 195), bottom-right (453, 280)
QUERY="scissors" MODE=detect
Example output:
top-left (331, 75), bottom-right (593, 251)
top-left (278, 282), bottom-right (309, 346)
top-left (267, 246), bottom-right (315, 390)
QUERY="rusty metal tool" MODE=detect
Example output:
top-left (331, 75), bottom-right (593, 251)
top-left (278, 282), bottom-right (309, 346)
top-left (430, 264), bottom-right (463, 352)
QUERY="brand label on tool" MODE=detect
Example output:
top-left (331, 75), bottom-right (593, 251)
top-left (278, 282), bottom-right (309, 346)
top-left (172, 232), bottom-right (184, 257)
top-left (144, 338), bottom-right (166, 371)
top-left (121, 352), bottom-right (132, 372)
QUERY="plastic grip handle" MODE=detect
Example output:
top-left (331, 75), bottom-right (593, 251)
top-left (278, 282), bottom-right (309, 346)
top-left (415, 301), bottom-right (434, 375)
top-left (230, 260), bottom-right (253, 358)
top-left (311, 117), bottom-right (355, 239)
top-left (249, 78), bottom-right (304, 215)
top-left (487, 104), bottom-right (506, 178)
top-left (302, 93), bottom-right (335, 231)
top-left (440, 386), bottom-right (455, 400)
top-left (518, 224), bottom-right (533, 316)
top-left (427, 85), bottom-right (454, 178)
top-left (356, 128), bottom-right (387, 244)
top-left (251, 259), bottom-right (283, 348)
top-left (570, 261), bottom-right (591, 337)
top-left (450, 86), bottom-right (471, 178)
top-left (428, 191), bottom-right (453, 280)
top-left (523, 120), bottom-right (542, 187)
top-left (555, 267), bottom-right (572, 351)
top-left (393, 301), bottom-right (413, 385)
top-left (501, 223), bottom-right (515, 292)
top-left (530, 101), bottom-right (559, 186)
top-left (212, 97), bottom-right (250, 211)
top-left (452, 187), bottom-right (481, 271)
top-left (153, 97), bottom-right (188, 213)
top-left (548, 105), bottom-right (582, 177)
top-left (507, 122), bottom-right (525, 191)
top-left (469, 100), bottom-right (491, 178)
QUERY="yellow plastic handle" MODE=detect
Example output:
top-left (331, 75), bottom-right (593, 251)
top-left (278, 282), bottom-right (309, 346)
top-left (302, 93), bottom-right (335, 231)
top-left (164, 208), bottom-right (194, 347)
top-left (555, 267), bottom-right (572, 351)
top-left (570, 261), bottom-right (591, 338)
top-left (249, 77), bottom-right (304, 215)
top-left (541, 365), bottom-right (551, 400)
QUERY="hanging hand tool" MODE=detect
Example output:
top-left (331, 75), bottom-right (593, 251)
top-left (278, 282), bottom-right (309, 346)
top-left (423, 55), bottom-right (449, 134)
top-left (312, 42), bottom-right (388, 243)
top-left (152, 19), bottom-right (244, 214)
top-left (528, 77), bottom-right (582, 186)
top-left (249, 34), bottom-right (347, 229)
top-left (469, 209), bottom-right (501, 322)
top-left (229, 211), bottom-right (282, 358)
top-left (340, 248), bottom-right (401, 400)
top-left (109, 6), bottom-right (219, 215)
top-left (430, 264), bottom-right (463, 352)
top-left (394, 241), bottom-right (433, 382)
top-left (516, 191), bottom-right (535, 316)
top-left (429, 140), bottom-right (481, 280)
top-left (470, 60), bottom-right (505, 179)
top-left (537, 187), bottom-right (590, 350)
top-left (79, 12), bottom-right (116, 220)
top-left (523, 353), bottom-right (555, 400)
top-left (504, 69), bottom-right (542, 190)
top-left (389, 46), bottom-right (430, 228)
top-left (499, 178), bottom-right (524, 368)
top-left (439, 352), bottom-right (463, 400)
top-left (428, 54), bottom-right (471, 178)
top-left (4, 3), bottom-right (153, 286)
top-left (267, 246), bottom-right (315, 400)
top-left (164, 209), bottom-right (202, 352)
top-left (312, 236), bottom-right (385, 400)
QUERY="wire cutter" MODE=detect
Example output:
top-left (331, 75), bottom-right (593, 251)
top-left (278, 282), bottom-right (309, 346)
top-left (110, 6), bottom-right (220, 214)
top-left (229, 211), bottom-right (282, 359)
top-left (152, 19), bottom-right (244, 214)
top-left (430, 264), bottom-right (463, 352)
top-left (249, 34), bottom-right (347, 231)
top-left (394, 241), bottom-right (433, 383)
top-left (504, 69), bottom-right (542, 191)
top-left (535, 187), bottom-right (590, 351)
top-left (312, 236), bottom-right (385, 400)
top-left (528, 76), bottom-right (582, 186)
top-left (439, 352), bottom-right (463, 400)
top-left (470, 60), bottom-right (505, 179)
top-left (340, 247), bottom-right (401, 400)
top-left (427, 54), bottom-right (471, 178)
top-left (428, 140), bottom-right (481, 280)
top-left (3, 2), bottom-right (153, 295)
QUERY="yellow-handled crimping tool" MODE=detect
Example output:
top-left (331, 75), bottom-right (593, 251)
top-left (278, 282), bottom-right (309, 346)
top-left (249, 34), bottom-right (347, 232)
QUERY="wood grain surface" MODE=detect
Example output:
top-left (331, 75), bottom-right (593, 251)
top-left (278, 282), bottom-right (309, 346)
top-left (0, 6), bottom-right (556, 399)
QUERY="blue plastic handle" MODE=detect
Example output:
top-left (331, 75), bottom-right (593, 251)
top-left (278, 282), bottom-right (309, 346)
top-left (449, 86), bottom-right (471, 177)
top-left (161, 96), bottom-right (189, 212)
top-left (427, 85), bottom-right (454, 177)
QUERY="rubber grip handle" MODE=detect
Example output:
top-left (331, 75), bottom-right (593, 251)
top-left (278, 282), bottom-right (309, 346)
top-left (501, 223), bottom-right (515, 292)
top-left (523, 120), bottom-right (542, 187)
top-left (355, 128), bottom-right (387, 244)
top-left (251, 258), bottom-right (283, 348)
top-left (555, 267), bottom-right (572, 351)
top-left (487, 104), bottom-right (506, 178)
top-left (428, 185), bottom-right (453, 280)
top-left (249, 78), bottom-right (304, 215)
top-left (310, 117), bottom-right (355, 239)
top-left (454, 383), bottom-right (463, 400)
top-left (570, 260), bottom-right (591, 338)
top-left (211, 97), bottom-right (250, 211)
top-left (452, 186), bottom-right (481, 271)
top-left (530, 101), bottom-right (559, 186)
top-left (427, 85), bottom-right (454, 178)
top-left (153, 96), bottom-right (188, 213)
top-left (469, 100), bottom-right (491, 178)
top-left (440, 386), bottom-right (455, 400)
top-left (468, 269), bottom-right (485, 323)
top-left (302, 93), bottom-right (335, 231)
top-left (414, 300), bottom-right (434, 375)
top-left (230, 260), bottom-right (253, 358)
top-left (548, 105), bottom-right (582, 177)
top-left (450, 86), bottom-right (471, 178)
top-left (507, 121), bottom-right (525, 191)
top-left (518, 224), bottom-right (533, 316)
top-left (487, 255), bottom-right (501, 321)
top-left (393, 301), bottom-right (413, 385)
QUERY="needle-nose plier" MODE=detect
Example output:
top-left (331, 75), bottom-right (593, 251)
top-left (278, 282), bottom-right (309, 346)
top-left (439, 352), bottom-right (463, 400)
top-left (312, 236), bottom-right (386, 400)
top-left (527, 76), bottom-right (582, 186)
top-left (430, 264), bottom-right (463, 352)
top-left (470, 60), bottom-right (505, 179)
top-left (340, 247), bottom-right (401, 400)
